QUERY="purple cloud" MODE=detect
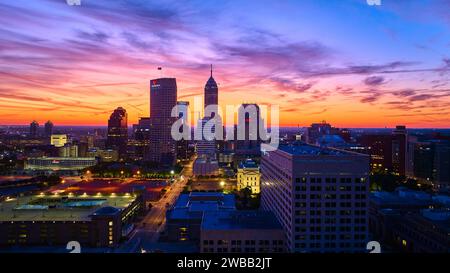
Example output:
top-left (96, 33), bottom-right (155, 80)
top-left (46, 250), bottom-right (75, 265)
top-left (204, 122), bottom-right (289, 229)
top-left (364, 76), bottom-right (385, 86)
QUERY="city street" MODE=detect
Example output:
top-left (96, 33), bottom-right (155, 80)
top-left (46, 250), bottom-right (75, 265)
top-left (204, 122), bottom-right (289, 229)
top-left (117, 157), bottom-right (195, 253)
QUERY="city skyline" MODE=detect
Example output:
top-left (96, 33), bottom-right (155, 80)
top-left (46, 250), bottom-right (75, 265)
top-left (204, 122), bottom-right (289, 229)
top-left (1, 0), bottom-right (450, 128)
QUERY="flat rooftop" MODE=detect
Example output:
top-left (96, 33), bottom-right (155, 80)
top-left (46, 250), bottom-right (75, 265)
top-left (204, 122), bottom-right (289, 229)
top-left (238, 159), bottom-right (258, 169)
top-left (62, 179), bottom-right (167, 195)
top-left (370, 188), bottom-right (440, 207)
top-left (202, 210), bottom-right (283, 230)
top-left (0, 194), bottom-right (137, 222)
top-left (167, 193), bottom-right (236, 220)
top-left (277, 142), bottom-right (363, 156)
top-left (174, 192), bottom-right (236, 209)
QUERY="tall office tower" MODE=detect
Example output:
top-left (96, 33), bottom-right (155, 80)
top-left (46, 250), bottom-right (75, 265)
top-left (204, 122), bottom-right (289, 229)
top-left (204, 64), bottom-right (218, 117)
top-left (29, 120), bottom-right (39, 138)
top-left (133, 117), bottom-right (151, 159)
top-left (148, 78), bottom-right (177, 165)
top-left (196, 117), bottom-right (218, 158)
top-left (83, 135), bottom-right (95, 149)
top-left (197, 67), bottom-right (220, 159)
top-left (360, 125), bottom-right (407, 176)
top-left (261, 142), bottom-right (370, 253)
top-left (176, 101), bottom-right (190, 161)
top-left (434, 140), bottom-right (450, 190)
top-left (235, 103), bottom-right (262, 156)
top-left (392, 125), bottom-right (407, 176)
top-left (44, 120), bottom-right (53, 137)
top-left (410, 140), bottom-right (435, 182)
top-left (133, 117), bottom-right (151, 141)
top-left (106, 107), bottom-right (128, 158)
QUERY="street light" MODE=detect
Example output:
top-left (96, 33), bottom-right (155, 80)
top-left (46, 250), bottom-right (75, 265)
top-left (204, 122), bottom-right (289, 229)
top-left (170, 170), bottom-right (174, 175)
top-left (220, 181), bottom-right (225, 187)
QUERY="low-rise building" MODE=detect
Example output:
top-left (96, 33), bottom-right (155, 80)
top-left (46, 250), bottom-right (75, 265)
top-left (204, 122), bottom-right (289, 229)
top-left (369, 188), bottom-right (450, 252)
top-left (50, 134), bottom-right (68, 148)
top-left (166, 192), bottom-right (236, 241)
top-left (86, 148), bottom-right (118, 162)
top-left (237, 159), bottom-right (260, 194)
top-left (193, 157), bottom-right (219, 176)
top-left (58, 144), bottom-right (78, 157)
top-left (24, 157), bottom-right (97, 171)
top-left (0, 193), bottom-right (144, 247)
top-left (200, 210), bottom-right (285, 253)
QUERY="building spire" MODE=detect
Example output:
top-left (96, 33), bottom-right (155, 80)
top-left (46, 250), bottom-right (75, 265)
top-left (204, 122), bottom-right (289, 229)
top-left (210, 64), bottom-right (213, 77)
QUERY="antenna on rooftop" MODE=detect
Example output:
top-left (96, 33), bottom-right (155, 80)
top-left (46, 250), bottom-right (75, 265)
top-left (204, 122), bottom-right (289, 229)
top-left (157, 67), bottom-right (163, 78)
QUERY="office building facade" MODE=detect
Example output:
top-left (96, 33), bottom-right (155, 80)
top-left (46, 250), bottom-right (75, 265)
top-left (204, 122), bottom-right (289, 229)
top-left (261, 142), bottom-right (370, 253)
top-left (148, 78), bottom-right (177, 165)
top-left (106, 107), bottom-right (128, 158)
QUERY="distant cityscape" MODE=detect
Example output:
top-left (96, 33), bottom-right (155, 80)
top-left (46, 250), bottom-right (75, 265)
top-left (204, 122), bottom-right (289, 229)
top-left (0, 67), bottom-right (449, 253)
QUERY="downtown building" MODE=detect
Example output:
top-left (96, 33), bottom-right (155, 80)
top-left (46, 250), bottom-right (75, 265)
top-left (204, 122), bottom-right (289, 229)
top-left (196, 66), bottom-right (219, 158)
top-left (29, 120), bottom-right (39, 138)
top-left (131, 117), bottom-right (151, 160)
top-left (166, 192), bottom-right (285, 253)
top-left (147, 78), bottom-right (177, 165)
top-left (369, 188), bottom-right (450, 252)
top-left (360, 125), bottom-right (408, 176)
top-left (0, 193), bottom-right (144, 248)
top-left (237, 158), bottom-right (261, 194)
top-left (193, 66), bottom-right (220, 175)
top-left (261, 142), bottom-right (370, 253)
top-left (106, 107), bottom-right (128, 158)
top-left (235, 103), bottom-right (263, 157)
top-left (175, 101), bottom-right (192, 161)
top-left (44, 120), bottom-right (53, 138)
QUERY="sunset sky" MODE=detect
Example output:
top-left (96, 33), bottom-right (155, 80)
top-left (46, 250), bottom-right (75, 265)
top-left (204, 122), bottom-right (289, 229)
top-left (1, 0), bottom-right (449, 128)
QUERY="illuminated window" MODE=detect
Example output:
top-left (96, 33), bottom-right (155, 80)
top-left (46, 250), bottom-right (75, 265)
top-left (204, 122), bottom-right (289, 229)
top-left (109, 221), bottom-right (113, 226)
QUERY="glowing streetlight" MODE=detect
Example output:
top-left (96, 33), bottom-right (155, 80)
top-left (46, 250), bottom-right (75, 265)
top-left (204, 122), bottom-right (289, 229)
top-left (170, 170), bottom-right (175, 175)
top-left (220, 181), bottom-right (225, 187)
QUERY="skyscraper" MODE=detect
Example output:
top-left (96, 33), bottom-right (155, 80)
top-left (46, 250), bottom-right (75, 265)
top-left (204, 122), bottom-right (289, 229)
top-left (197, 65), bottom-right (220, 159)
top-left (261, 142), bottom-right (370, 253)
top-left (148, 78), bottom-right (177, 165)
top-left (235, 103), bottom-right (262, 156)
top-left (176, 101), bottom-right (190, 161)
top-left (204, 64), bottom-right (218, 117)
top-left (434, 140), bottom-right (450, 190)
top-left (29, 120), bottom-right (39, 138)
top-left (360, 125), bottom-right (407, 176)
top-left (132, 117), bottom-right (151, 160)
top-left (193, 66), bottom-right (220, 175)
top-left (106, 107), bottom-right (128, 158)
top-left (44, 120), bottom-right (53, 137)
